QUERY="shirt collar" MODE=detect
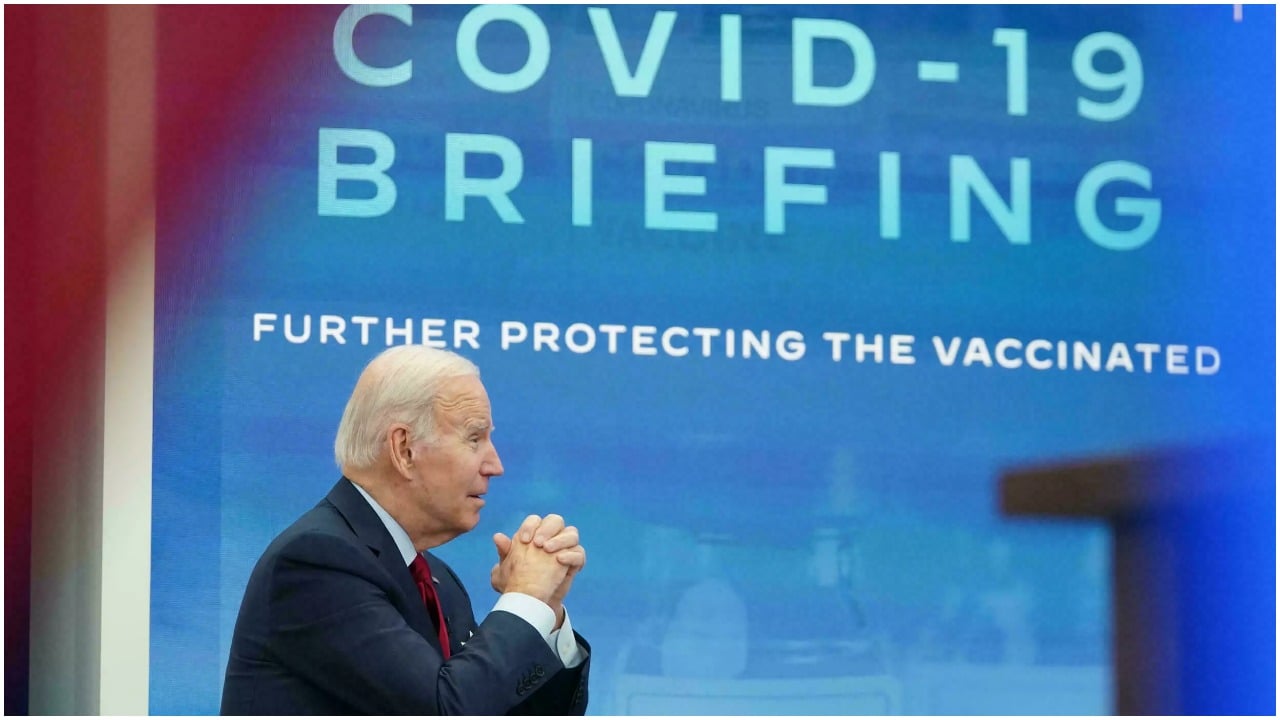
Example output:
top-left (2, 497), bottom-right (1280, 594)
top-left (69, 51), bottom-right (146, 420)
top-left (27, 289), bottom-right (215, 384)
top-left (350, 480), bottom-right (418, 566)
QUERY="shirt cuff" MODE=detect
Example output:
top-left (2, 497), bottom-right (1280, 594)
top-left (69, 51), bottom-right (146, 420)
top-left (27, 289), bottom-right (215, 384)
top-left (492, 593), bottom-right (584, 668)
top-left (551, 609), bottom-right (585, 668)
top-left (493, 592), bottom-right (555, 637)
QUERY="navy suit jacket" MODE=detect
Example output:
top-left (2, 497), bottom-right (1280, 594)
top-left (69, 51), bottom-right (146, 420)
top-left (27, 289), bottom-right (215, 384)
top-left (221, 478), bottom-right (590, 714)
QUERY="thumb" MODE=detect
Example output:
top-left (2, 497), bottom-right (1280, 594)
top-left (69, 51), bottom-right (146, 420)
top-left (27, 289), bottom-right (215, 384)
top-left (493, 532), bottom-right (512, 559)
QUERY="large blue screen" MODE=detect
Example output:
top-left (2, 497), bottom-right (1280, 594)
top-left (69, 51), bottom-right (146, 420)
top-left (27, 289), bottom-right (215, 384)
top-left (151, 5), bottom-right (1275, 714)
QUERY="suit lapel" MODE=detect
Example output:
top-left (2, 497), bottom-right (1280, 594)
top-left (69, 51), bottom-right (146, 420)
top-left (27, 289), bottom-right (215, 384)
top-left (325, 478), bottom-right (442, 651)
top-left (423, 552), bottom-right (475, 656)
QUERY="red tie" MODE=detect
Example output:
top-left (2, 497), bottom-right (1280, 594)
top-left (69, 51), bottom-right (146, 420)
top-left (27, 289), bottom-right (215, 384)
top-left (409, 555), bottom-right (451, 659)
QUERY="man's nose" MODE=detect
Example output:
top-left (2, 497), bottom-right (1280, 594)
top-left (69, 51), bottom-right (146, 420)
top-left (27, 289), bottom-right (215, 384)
top-left (483, 444), bottom-right (504, 477)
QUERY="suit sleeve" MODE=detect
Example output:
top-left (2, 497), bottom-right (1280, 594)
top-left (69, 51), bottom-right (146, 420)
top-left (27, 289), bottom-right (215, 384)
top-left (508, 632), bottom-right (591, 715)
top-left (435, 558), bottom-right (591, 716)
top-left (263, 531), bottom-right (564, 715)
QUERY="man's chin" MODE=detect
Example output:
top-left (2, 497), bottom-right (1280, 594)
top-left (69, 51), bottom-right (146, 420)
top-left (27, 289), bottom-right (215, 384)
top-left (463, 507), bottom-right (484, 529)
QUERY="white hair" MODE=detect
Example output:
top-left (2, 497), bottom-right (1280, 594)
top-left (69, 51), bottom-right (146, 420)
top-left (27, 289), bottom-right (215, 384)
top-left (334, 345), bottom-right (480, 470)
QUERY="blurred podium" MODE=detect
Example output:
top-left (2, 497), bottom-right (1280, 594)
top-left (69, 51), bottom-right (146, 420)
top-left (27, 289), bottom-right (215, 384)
top-left (902, 663), bottom-right (1107, 715)
top-left (612, 673), bottom-right (901, 715)
top-left (1000, 439), bottom-right (1275, 715)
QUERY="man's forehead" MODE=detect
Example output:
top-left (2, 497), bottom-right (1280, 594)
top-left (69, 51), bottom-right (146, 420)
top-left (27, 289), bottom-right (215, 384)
top-left (434, 375), bottom-right (492, 417)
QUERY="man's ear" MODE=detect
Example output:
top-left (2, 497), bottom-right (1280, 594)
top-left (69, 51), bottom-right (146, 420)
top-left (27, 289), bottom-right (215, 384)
top-left (387, 424), bottom-right (415, 477)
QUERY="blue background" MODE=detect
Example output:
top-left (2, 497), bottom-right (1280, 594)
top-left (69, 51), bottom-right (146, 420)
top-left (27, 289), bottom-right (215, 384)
top-left (151, 5), bottom-right (1275, 714)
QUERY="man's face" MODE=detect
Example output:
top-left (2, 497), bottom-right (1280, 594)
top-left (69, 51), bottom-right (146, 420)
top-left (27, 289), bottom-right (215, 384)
top-left (406, 375), bottom-right (504, 544)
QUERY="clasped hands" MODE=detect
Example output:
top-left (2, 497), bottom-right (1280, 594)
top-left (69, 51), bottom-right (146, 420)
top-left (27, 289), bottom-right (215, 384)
top-left (491, 514), bottom-right (586, 628)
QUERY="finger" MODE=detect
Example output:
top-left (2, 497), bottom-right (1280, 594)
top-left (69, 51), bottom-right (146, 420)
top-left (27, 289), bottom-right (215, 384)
top-left (543, 526), bottom-right (578, 553)
top-left (533, 514), bottom-right (565, 548)
top-left (492, 532), bottom-right (512, 559)
top-left (517, 514), bottom-right (541, 544)
top-left (554, 546), bottom-right (587, 570)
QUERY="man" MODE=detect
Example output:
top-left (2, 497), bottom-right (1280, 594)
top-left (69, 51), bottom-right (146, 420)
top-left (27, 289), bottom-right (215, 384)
top-left (221, 345), bottom-right (590, 714)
